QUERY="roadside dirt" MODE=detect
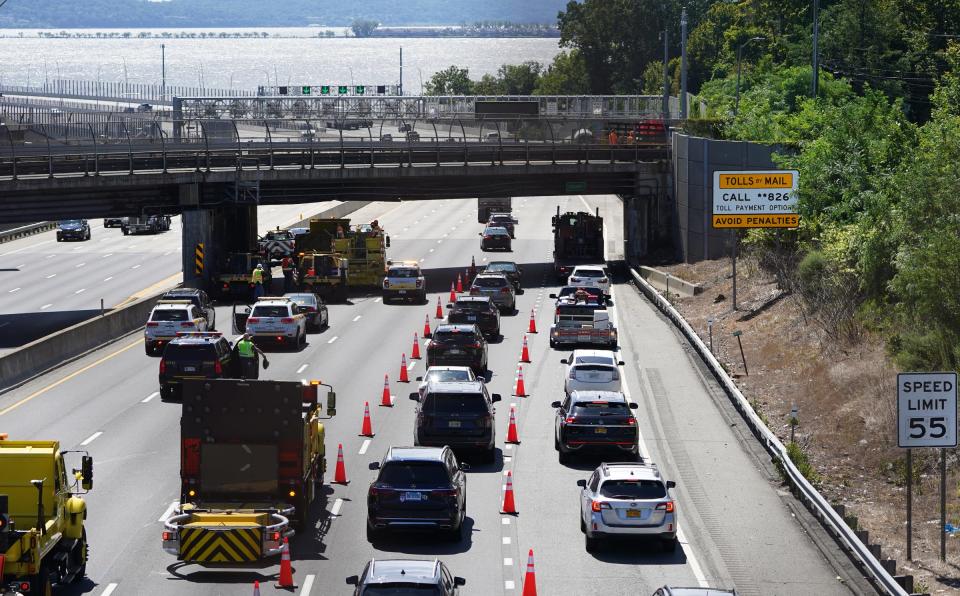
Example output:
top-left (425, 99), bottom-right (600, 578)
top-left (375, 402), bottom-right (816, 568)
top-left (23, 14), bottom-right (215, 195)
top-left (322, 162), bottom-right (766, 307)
top-left (656, 256), bottom-right (959, 595)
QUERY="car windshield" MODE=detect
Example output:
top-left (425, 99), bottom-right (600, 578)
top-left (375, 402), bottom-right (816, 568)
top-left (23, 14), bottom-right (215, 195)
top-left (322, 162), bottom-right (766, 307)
top-left (378, 461), bottom-right (450, 487)
top-left (557, 304), bottom-right (603, 316)
top-left (473, 277), bottom-right (507, 288)
top-left (152, 309), bottom-right (189, 322)
top-left (389, 268), bottom-right (419, 278)
top-left (485, 262), bottom-right (517, 273)
top-left (572, 401), bottom-right (628, 415)
top-left (285, 294), bottom-right (316, 307)
top-left (453, 301), bottom-right (490, 312)
top-left (251, 305), bottom-right (289, 318)
top-left (599, 479), bottom-right (666, 499)
top-left (484, 228), bottom-right (509, 236)
top-left (559, 286), bottom-right (602, 299)
top-left (573, 354), bottom-right (616, 365)
top-left (425, 369), bottom-right (474, 383)
top-left (422, 392), bottom-right (487, 414)
top-left (490, 215), bottom-right (512, 222)
top-left (59, 220), bottom-right (82, 226)
top-left (575, 269), bottom-right (606, 278)
top-left (362, 584), bottom-right (442, 595)
top-left (433, 330), bottom-right (479, 344)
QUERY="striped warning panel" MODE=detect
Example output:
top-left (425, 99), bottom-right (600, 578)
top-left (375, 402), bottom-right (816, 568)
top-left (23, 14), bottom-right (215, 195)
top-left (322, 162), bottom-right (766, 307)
top-left (194, 243), bottom-right (204, 275)
top-left (179, 526), bottom-right (262, 563)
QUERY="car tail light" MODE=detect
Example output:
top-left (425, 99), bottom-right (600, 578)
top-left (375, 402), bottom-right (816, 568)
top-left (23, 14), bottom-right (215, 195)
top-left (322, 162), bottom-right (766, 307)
top-left (306, 306), bottom-right (316, 312)
top-left (281, 317), bottom-right (294, 323)
top-left (416, 279), bottom-right (423, 288)
top-left (159, 358), bottom-right (166, 374)
top-left (180, 321), bottom-right (195, 327)
top-left (599, 278), bottom-right (608, 283)
top-left (470, 288), bottom-right (480, 295)
top-left (656, 501), bottom-right (675, 513)
top-left (483, 235), bottom-right (492, 240)
top-left (20, 582), bottom-right (31, 592)
top-left (626, 417), bottom-right (636, 425)
top-left (369, 486), bottom-right (396, 497)
top-left (591, 500), bottom-right (611, 512)
top-left (500, 287), bottom-right (510, 294)
top-left (247, 317), bottom-right (260, 323)
top-left (565, 416), bottom-right (579, 424)
top-left (214, 360), bottom-right (223, 375)
top-left (435, 488), bottom-right (459, 498)
top-left (146, 322), bottom-right (159, 327)
top-left (222, 283), bottom-right (229, 289)
top-left (162, 531), bottom-right (172, 541)
top-left (276, 336), bottom-right (283, 342)
top-left (471, 342), bottom-right (482, 348)
top-left (271, 531), bottom-right (282, 541)
top-left (307, 268), bottom-right (316, 276)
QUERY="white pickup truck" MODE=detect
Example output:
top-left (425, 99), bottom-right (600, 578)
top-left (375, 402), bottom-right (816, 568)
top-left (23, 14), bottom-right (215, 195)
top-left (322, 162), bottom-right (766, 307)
top-left (549, 299), bottom-right (617, 349)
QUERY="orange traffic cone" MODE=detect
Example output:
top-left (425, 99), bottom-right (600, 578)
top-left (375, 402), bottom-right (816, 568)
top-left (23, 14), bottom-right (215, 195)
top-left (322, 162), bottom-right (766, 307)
top-left (275, 536), bottom-right (296, 589)
top-left (521, 549), bottom-right (538, 596)
top-left (520, 335), bottom-right (531, 363)
top-left (435, 296), bottom-right (444, 319)
top-left (528, 309), bottom-right (538, 333)
top-left (502, 470), bottom-right (518, 514)
top-left (380, 374), bottom-right (393, 407)
top-left (360, 401), bottom-right (374, 437)
top-left (411, 332), bottom-right (422, 359)
top-left (253, 580), bottom-right (261, 596)
top-left (506, 405), bottom-right (520, 444)
top-left (424, 314), bottom-right (432, 338)
top-left (333, 443), bottom-right (348, 484)
top-left (514, 366), bottom-right (528, 397)
top-left (399, 354), bottom-right (410, 383)
top-left (449, 282), bottom-right (457, 303)
top-left (456, 273), bottom-right (463, 293)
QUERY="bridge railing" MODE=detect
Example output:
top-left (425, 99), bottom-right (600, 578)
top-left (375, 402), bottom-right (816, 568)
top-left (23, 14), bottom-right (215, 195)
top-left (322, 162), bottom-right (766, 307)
top-left (0, 79), bottom-right (252, 105)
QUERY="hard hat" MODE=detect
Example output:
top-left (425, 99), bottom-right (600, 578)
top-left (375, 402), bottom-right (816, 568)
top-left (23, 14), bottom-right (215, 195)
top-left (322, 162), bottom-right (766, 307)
top-left (256, 264), bottom-right (263, 269)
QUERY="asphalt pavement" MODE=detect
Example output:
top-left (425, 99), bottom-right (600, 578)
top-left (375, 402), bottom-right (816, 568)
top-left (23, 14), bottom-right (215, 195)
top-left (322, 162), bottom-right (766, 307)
top-left (0, 196), bottom-right (860, 595)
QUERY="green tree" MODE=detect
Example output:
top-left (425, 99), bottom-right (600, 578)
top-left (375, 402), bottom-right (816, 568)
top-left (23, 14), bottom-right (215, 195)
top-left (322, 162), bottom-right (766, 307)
top-left (497, 62), bottom-right (542, 95)
top-left (350, 19), bottom-right (379, 37)
top-left (425, 66), bottom-right (473, 95)
top-left (533, 50), bottom-right (590, 95)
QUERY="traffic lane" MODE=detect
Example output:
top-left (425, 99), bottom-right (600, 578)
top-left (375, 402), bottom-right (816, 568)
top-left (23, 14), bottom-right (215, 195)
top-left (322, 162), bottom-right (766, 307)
top-left (612, 286), bottom-right (853, 595)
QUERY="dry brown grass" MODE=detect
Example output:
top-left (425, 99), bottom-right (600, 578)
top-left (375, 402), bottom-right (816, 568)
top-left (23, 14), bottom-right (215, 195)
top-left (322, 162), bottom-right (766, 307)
top-left (658, 257), bottom-right (960, 594)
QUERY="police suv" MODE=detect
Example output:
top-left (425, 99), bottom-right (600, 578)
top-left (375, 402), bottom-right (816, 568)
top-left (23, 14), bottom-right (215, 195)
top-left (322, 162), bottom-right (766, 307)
top-left (245, 296), bottom-right (308, 349)
top-left (144, 300), bottom-right (212, 355)
top-left (382, 260), bottom-right (427, 303)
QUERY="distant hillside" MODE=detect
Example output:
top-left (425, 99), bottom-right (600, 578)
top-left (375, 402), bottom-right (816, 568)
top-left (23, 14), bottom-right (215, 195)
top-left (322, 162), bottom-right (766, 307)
top-left (0, 0), bottom-right (570, 28)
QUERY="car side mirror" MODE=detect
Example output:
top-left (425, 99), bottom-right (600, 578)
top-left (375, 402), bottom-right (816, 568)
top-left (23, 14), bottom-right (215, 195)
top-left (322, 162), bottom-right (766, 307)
top-left (81, 455), bottom-right (94, 490)
top-left (560, 358), bottom-right (568, 364)
top-left (454, 577), bottom-right (466, 586)
top-left (368, 462), bottom-right (381, 470)
top-left (618, 360), bottom-right (625, 366)
top-left (459, 463), bottom-right (470, 471)
top-left (666, 480), bottom-right (676, 489)
top-left (548, 293), bottom-right (557, 299)
top-left (346, 575), bottom-right (359, 585)
top-left (629, 402), bottom-right (639, 409)
top-left (446, 303), bottom-right (453, 308)
top-left (409, 392), bottom-right (420, 401)
top-left (385, 236), bottom-right (391, 247)
top-left (478, 232), bottom-right (483, 236)
top-left (576, 479), bottom-right (586, 487)
top-left (415, 376), bottom-right (423, 381)
top-left (551, 400), bottom-right (562, 408)
top-left (491, 393), bottom-right (501, 403)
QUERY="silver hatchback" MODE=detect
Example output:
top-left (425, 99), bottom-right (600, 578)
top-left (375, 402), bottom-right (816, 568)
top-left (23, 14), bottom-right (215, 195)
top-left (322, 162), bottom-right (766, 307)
top-left (468, 273), bottom-right (516, 313)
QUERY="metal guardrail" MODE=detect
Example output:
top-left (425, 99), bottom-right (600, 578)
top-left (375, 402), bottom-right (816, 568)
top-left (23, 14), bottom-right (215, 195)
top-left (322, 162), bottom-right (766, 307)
top-left (0, 79), bottom-right (251, 105)
top-left (0, 221), bottom-right (55, 243)
top-left (628, 267), bottom-right (908, 596)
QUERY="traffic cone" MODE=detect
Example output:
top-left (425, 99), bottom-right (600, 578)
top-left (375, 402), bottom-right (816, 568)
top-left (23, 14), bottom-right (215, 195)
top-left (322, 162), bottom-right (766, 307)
top-left (520, 335), bottom-right (531, 363)
top-left (380, 374), bottom-right (393, 407)
top-left (506, 405), bottom-right (520, 444)
top-left (253, 580), bottom-right (261, 596)
top-left (423, 314), bottom-right (432, 338)
top-left (399, 354), bottom-right (410, 383)
top-left (449, 282), bottom-right (457, 304)
top-left (501, 470), bottom-right (518, 514)
top-left (528, 309), bottom-right (538, 333)
top-left (456, 273), bottom-right (463, 293)
top-left (275, 536), bottom-right (296, 589)
top-left (435, 296), bottom-right (444, 319)
top-left (333, 443), bottom-right (348, 484)
top-left (514, 366), bottom-right (527, 397)
top-left (411, 332), bottom-right (422, 359)
top-left (360, 401), bottom-right (374, 437)
top-left (521, 549), bottom-right (537, 596)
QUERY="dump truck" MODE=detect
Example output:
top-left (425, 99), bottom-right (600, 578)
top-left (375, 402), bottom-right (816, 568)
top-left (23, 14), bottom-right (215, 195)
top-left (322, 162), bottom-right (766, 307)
top-left (0, 435), bottom-right (94, 595)
top-left (213, 252), bottom-right (274, 302)
top-left (296, 252), bottom-right (349, 300)
top-left (478, 197), bottom-right (512, 223)
top-left (295, 218), bottom-right (389, 294)
top-left (552, 207), bottom-right (605, 281)
top-left (162, 378), bottom-right (336, 565)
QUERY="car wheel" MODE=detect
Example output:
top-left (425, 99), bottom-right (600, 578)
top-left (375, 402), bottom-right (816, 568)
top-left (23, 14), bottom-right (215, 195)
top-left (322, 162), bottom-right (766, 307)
top-left (482, 447), bottom-right (495, 464)
top-left (56, 236), bottom-right (62, 242)
top-left (585, 533), bottom-right (600, 552)
top-left (554, 433), bottom-right (560, 451)
top-left (447, 519), bottom-right (464, 542)
top-left (366, 522), bottom-right (380, 543)
top-left (549, 338), bottom-right (556, 348)
top-left (661, 536), bottom-right (678, 552)
top-left (558, 447), bottom-right (571, 465)
top-left (580, 515), bottom-right (586, 533)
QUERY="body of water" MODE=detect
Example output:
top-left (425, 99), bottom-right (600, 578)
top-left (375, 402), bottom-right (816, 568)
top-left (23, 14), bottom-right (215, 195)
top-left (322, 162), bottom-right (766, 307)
top-left (0, 28), bottom-right (562, 92)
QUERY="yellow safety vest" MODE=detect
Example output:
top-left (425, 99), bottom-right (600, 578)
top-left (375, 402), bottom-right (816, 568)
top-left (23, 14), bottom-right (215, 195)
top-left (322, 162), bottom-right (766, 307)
top-left (237, 339), bottom-right (255, 358)
top-left (251, 269), bottom-right (263, 284)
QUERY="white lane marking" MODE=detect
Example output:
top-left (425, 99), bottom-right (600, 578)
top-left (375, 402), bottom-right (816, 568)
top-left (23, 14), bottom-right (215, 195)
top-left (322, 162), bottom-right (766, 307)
top-left (76, 262), bottom-right (86, 268)
top-left (102, 276), bottom-right (113, 282)
top-left (80, 431), bottom-right (103, 446)
top-left (502, 517), bottom-right (511, 525)
top-left (407, 360), bottom-right (417, 371)
top-left (158, 500), bottom-right (179, 522)
top-left (502, 536), bottom-right (511, 544)
top-left (163, 251), bottom-right (172, 256)
top-left (296, 364), bottom-right (308, 374)
top-left (75, 288), bottom-right (86, 294)
top-left (142, 392), bottom-right (159, 403)
top-left (330, 498), bottom-right (344, 517)
top-left (419, 258), bottom-right (425, 263)
top-left (15, 263), bottom-right (24, 269)
top-left (359, 439), bottom-right (371, 455)
top-left (429, 248), bottom-right (435, 253)
top-left (504, 444), bottom-right (513, 450)
top-left (46, 273), bottom-right (56, 279)
top-left (437, 239), bottom-right (443, 244)
top-left (129, 244), bottom-right (138, 249)
top-left (352, 315), bottom-right (362, 322)
top-left (8, 287), bottom-right (20, 293)
top-left (131, 264), bottom-right (141, 269)
top-left (504, 558), bottom-right (513, 566)
top-left (300, 574), bottom-right (316, 596)
top-left (327, 336), bottom-right (339, 344)
top-left (374, 297), bottom-right (382, 303)
top-left (41, 303), bottom-right (52, 310)
top-left (100, 583), bottom-right (119, 596)
top-left (505, 581), bottom-right (515, 590)
top-left (102, 253), bottom-right (113, 258)
top-left (442, 233), bottom-right (449, 238)
top-left (44, 254), bottom-right (56, 259)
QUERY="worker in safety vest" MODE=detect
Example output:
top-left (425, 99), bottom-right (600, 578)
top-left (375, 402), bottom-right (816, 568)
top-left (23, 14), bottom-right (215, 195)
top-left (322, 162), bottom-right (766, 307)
top-left (281, 256), bottom-right (294, 292)
top-left (251, 263), bottom-right (265, 299)
top-left (234, 333), bottom-right (268, 379)
top-left (608, 129), bottom-right (619, 146)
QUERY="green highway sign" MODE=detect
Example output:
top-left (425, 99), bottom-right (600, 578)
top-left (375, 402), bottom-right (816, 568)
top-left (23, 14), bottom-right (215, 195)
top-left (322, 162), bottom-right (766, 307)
top-left (355, 85), bottom-right (365, 95)
top-left (565, 181), bottom-right (587, 193)
top-left (338, 86), bottom-right (348, 95)
top-left (301, 86), bottom-right (311, 95)
top-left (320, 86), bottom-right (330, 95)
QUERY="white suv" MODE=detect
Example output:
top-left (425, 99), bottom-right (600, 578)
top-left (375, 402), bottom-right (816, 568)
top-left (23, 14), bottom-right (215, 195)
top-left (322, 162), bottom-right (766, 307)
top-left (144, 300), bottom-right (210, 355)
top-left (382, 260), bottom-right (427, 303)
top-left (577, 461), bottom-right (678, 552)
top-left (562, 349), bottom-right (625, 395)
top-left (568, 266), bottom-right (611, 297)
top-left (245, 297), bottom-right (307, 349)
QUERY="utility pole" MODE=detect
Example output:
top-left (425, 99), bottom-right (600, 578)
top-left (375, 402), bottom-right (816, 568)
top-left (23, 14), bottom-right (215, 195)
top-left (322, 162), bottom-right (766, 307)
top-left (161, 43), bottom-right (166, 101)
top-left (399, 46), bottom-right (403, 96)
top-left (680, 6), bottom-right (688, 119)
top-left (811, 0), bottom-right (820, 97)
top-left (662, 25), bottom-right (669, 121)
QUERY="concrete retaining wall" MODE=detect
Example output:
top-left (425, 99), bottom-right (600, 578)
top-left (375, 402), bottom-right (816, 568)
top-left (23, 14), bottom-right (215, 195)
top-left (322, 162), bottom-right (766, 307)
top-left (637, 265), bottom-right (701, 297)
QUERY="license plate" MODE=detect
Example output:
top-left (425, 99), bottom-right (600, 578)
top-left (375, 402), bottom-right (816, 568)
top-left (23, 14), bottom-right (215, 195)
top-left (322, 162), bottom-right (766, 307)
top-left (448, 349), bottom-right (463, 355)
top-left (183, 366), bottom-right (197, 373)
top-left (467, 316), bottom-right (477, 321)
top-left (579, 334), bottom-right (592, 342)
top-left (401, 491), bottom-right (423, 502)
top-left (448, 420), bottom-right (461, 428)
top-left (398, 290), bottom-right (407, 294)
top-left (626, 509), bottom-right (641, 518)
top-left (594, 427), bottom-right (607, 434)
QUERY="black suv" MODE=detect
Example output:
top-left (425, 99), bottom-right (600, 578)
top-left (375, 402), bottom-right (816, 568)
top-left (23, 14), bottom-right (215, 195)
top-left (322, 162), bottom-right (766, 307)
top-left (426, 324), bottom-right (489, 375)
top-left (347, 559), bottom-right (466, 595)
top-left (367, 446), bottom-right (468, 541)
top-left (411, 380), bottom-right (500, 462)
top-left (446, 296), bottom-right (500, 338)
top-left (158, 333), bottom-right (235, 401)
top-left (552, 390), bottom-right (640, 463)
top-left (160, 287), bottom-right (216, 330)
top-left (56, 219), bottom-right (91, 241)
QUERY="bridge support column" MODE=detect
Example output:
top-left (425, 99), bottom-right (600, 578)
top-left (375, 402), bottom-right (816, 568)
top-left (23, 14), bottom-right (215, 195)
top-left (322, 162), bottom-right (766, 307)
top-left (181, 207), bottom-right (214, 290)
top-left (181, 188), bottom-right (258, 292)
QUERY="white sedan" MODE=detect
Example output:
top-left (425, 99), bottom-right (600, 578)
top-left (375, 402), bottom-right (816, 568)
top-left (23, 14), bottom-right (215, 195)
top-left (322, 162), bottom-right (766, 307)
top-left (562, 349), bottom-right (625, 395)
top-left (415, 365), bottom-right (478, 399)
top-left (568, 266), bottom-right (611, 297)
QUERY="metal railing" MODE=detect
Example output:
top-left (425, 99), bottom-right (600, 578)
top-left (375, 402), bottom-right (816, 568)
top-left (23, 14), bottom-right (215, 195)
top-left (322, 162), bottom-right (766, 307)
top-left (628, 267), bottom-right (908, 596)
top-left (0, 78), bottom-right (253, 105)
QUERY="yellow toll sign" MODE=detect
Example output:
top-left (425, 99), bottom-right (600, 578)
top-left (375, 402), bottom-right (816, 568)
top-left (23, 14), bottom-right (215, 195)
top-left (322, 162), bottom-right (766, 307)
top-left (712, 214), bottom-right (800, 228)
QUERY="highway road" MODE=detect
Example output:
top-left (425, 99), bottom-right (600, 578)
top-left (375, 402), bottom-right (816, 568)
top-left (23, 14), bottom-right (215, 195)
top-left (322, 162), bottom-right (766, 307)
top-left (0, 196), bottom-right (865, 595)
top-left (0, 200), bottom-right (351, 354)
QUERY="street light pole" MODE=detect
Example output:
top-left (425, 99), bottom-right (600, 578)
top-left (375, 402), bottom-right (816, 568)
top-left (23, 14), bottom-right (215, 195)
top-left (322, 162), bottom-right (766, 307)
top-left (811, 0), bottom-right (820, 97)
top-left (161, 43), bottom-right (166, 101)
top-left (680, 6), bottom-right (688, 119)
top-left (735, 37), bottom-right (763, 116)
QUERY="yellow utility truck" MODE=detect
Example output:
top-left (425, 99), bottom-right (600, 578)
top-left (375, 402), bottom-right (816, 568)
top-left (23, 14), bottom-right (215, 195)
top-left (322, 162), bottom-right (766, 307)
top-left (0, 435), bottom-right (94, 595)
top-left (162, 379), bottom-right (335, 565)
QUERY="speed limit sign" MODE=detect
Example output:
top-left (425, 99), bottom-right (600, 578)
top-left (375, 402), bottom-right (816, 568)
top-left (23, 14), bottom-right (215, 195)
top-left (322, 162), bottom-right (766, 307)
top-left (897, 372), bottom-right (958, 448)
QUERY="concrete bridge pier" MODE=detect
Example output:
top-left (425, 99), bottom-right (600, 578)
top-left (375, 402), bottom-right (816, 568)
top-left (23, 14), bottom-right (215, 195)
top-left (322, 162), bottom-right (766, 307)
top-left (179, 183), bottom-right (258, 290)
